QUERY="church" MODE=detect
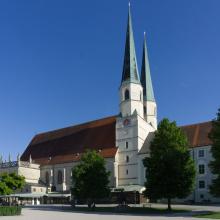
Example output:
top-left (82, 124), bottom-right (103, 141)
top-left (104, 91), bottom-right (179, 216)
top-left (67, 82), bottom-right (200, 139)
top-left (0, 6), bottom-right (218, 204)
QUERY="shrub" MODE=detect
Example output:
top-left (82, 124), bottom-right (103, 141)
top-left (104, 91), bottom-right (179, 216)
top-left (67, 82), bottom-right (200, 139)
top-left (0, 206), bottom-right (22, 216)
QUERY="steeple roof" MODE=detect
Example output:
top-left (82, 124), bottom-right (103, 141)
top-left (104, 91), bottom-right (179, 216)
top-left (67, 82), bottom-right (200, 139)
top-left (141, 33), bottom-right (155, 101)
top-left (121, 5), bottom-right (140, 84)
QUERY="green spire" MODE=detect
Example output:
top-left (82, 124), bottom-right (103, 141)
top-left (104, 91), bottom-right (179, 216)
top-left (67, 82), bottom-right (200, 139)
top-left (141, 33), bottom-right (155, 102)
top-left (121, 4), bottom-right (140, 84)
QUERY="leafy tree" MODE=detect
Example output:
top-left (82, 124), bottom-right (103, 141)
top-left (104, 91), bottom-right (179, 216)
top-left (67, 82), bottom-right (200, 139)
top-left (71, 150), bottom-right (110, 208)
top-left (0, 173), bottom-right (25, 195)
top-left (209, 108), bottom-right (220, 196)
top-left (0, 181), bottom-right (11, 195)
top-left (143, 118), bottom-right (196, 211)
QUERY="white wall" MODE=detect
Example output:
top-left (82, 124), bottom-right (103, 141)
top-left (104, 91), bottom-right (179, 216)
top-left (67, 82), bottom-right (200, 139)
top-left (120, 82), bottom-right (144, 118)
top-left (40, 157), bottom-right (116, 192)
top-left (190, 145), bottom-right (220, 203)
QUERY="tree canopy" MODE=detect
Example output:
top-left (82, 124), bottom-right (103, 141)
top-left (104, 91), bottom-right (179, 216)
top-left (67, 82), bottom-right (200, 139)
top-left (71, 150), bottom-right (110, 208)
top-left (143, 118), bottom-right (196, 210)
top-left (209, 108), bottom-right (220, 196)
top-left (0, 173), bottom-right (25, 195)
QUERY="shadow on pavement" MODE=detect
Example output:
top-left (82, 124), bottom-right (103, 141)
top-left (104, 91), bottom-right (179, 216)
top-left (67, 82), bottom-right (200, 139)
top-left (24, 205), bottom-right (210, 218)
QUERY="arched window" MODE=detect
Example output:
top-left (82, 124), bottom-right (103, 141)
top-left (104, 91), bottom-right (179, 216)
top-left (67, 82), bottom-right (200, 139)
top-left (126, 156), bottom-right (129, 163)
top-left (124, 89), bottom-right (130, 100)
top-left (57, 170), bottom-right (63, 184)
top-left (45, 171), bottom-right (49, 186)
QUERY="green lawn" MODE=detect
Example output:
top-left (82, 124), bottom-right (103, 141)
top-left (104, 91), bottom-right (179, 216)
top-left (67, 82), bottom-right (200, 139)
top-left (195, 212), bottom-right (220, 219)
top-left (72, 206), bottom-right (189, 214)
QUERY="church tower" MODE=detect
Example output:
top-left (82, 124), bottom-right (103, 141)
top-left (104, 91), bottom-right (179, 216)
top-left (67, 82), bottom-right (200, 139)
top-left (119, 5), bottom-right (143, 118)
top-left (115, 5), bottom-right (155, 188)
top-left (141, 33), bottom-right (157, 128)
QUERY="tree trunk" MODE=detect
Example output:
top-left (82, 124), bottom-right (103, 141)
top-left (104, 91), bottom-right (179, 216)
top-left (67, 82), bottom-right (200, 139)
top-left (87, 199), bottom-right (92, 209)
top-left (167, 198), bottom-right (171, 211)
top-left (92, 201), bottom-right (96, 210)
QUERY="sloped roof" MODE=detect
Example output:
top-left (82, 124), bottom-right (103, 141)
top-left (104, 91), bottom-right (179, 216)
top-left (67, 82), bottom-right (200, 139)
top-left (141, 33), bottom-right (155, 102)
top-left (21, 116), bottom-right (117, 165)
top-left (139, 121), bottom-right (213, 155)
top-left (181, 121), bottom-right (212, 148)
top-left (21, 116), bottom-right (213, 166)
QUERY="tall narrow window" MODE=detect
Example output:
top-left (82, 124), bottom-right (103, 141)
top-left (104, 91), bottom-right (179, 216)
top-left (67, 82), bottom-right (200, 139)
top-left (126, 156), bottom-right (129, 163)
top-left (126, 142), bottom-right (128, 149)
top-left (125, 89), bottom-right (130, 100)
top-left (199, 180), bottom-right (205, 189)
top-left (199, 164), bottom-right (205, 174)
top-left (57, 170), bottom-right (63, 184)
top-left (199, 150), bottom-right (204, 157)
top-left (126, 169), bottom-right (128, 175)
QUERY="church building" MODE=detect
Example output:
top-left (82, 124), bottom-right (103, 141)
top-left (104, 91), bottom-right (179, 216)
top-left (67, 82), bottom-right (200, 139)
top-left (0, 6), bottom-right (218, 204)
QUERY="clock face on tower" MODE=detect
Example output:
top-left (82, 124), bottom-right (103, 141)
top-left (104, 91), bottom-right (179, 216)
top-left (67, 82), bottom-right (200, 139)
top-left (123, 119), bottom-right (131, 127)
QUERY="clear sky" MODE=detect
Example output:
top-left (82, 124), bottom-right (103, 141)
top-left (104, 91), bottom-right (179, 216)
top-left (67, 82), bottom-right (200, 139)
top-left (0, 0), bottom-right (219, 160)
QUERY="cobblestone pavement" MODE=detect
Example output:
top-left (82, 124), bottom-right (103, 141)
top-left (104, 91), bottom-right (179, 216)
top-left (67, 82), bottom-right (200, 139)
top-left (1, 204), bottom-right (220, 220)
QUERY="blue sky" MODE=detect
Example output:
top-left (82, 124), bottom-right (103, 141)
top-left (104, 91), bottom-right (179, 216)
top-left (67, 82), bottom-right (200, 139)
top-left (0, 0), bottom-right (219, 160)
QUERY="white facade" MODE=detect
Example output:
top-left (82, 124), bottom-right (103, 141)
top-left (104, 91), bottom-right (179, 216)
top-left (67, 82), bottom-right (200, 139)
top-left (143, 100), bottom-right (157, 129)
top-left (115, 54), bottom-right (157, 188)
top-left (189, 145), bottom-right (220, 203)
top-left (120, 82), bottom-right (144, 118)
top-left (0, 161), bottom-right (41, 184)
top-left (39, 157), bottom-right (115, 192)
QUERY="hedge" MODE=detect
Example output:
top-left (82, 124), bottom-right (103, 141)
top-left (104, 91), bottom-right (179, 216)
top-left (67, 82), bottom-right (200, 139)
top-left (0, 206), bottom-right (22, 216)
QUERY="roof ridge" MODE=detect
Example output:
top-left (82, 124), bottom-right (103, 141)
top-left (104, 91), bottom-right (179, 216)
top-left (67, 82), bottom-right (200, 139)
top-left (35, 115), bottom-right (116, 137)
top-left (29, 115), bottom-right (117, 146)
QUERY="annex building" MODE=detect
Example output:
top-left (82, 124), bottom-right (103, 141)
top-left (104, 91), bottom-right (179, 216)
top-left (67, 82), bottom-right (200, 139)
top-left (0, 7), bottom-right (218, 204)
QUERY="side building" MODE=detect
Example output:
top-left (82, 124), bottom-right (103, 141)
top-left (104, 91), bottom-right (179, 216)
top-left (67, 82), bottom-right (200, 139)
top-left (182, 121), bottom-right (219, 203)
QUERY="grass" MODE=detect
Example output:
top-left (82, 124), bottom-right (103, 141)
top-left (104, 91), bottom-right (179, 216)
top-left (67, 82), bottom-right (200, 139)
top-left (195, 212), bottom-right (220, 219)
top-left (72, 206), bottom-right (189, 215)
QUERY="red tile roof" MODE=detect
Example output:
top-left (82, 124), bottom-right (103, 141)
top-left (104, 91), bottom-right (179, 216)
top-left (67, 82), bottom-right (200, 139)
top-left (180, 121), bottom-right (212, 148)
top-left (21, 116), bottom-right (117, 165)
top-left (21, 115), bottom-right (213, 166)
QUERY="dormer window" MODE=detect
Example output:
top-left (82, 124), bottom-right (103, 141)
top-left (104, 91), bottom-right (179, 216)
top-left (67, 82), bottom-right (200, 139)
top-left (124, 89), bottom-right (130, 100)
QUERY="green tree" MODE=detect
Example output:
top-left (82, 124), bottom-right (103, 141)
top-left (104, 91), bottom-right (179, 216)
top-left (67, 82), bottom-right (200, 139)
top-left (71, 150), bottom-right (110, 208)
top-left (209, 108), bottom-right (220, 196)
top-left (0, 181), bottom-right (11, 195)
top-left (0, 173), bottom-right (25, 195)
top-left (143, 118), bottom-right (196, 211)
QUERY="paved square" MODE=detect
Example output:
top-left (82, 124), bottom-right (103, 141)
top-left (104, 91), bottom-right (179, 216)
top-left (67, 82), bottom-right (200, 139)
top-left (2, 204), bottom-right (220, 220)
